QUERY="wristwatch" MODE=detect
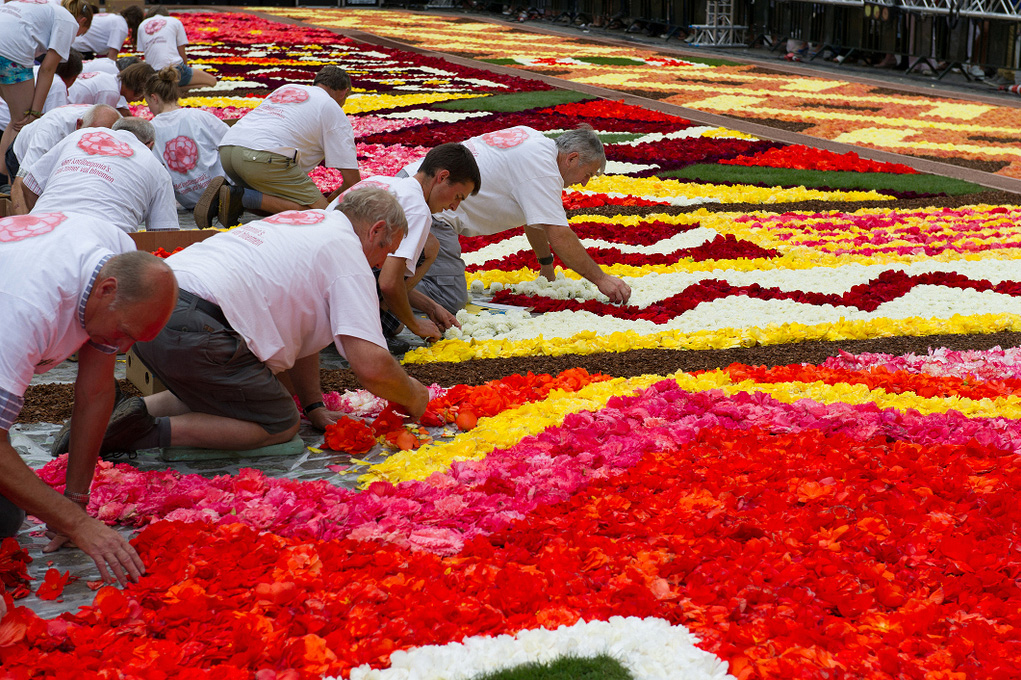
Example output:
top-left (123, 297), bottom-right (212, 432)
top-left (537, 254), bottom-right (555, 266)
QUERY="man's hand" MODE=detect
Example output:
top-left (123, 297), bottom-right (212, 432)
top-left (306, 407), bottom-right (345, 431)
top-left (426, 305), bottom-right (460, 333)
top-left (597, 275), bottom-right (632, 305)
top-left (539, 263), bottom-right (556, 282)
top-left (44, 516), bottom-right (145, 587)
top-left (410, 318), bottom-right (442, 342)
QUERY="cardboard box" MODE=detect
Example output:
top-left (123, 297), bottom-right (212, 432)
top-left (125, 348), bottom-right (166, 395)
top-left (130, 228), bottom-right (219, 253)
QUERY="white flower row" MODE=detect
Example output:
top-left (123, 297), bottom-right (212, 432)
top-left (481, 256), bottom-right (1021, 308)
top-left (612, 126), bottom-right (754, 146)
top-left (604, 160), bottom-right (661, 174)
top-left (383, 109), bottom-right (490, 123)
top-left (461, 227), bottom-right (722, 267)
top-left (450, 284), bottom-right (1021, 341)
top-left (340, 617), bottom-right (733, 680)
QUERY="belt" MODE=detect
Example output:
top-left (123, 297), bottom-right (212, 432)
top-left (179, 289), bottom-right (232, 330)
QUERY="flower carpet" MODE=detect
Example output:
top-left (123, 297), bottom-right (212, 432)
top-left (6, 8), bottom-right (1021, 679)
top-left (261, 8), bottom-right (1021, 179)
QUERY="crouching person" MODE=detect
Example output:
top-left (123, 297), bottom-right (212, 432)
top-left (68, 186), bottom-right (430, 456)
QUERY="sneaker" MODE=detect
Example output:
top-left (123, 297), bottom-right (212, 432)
top-left (218, 183), bottom-right (245, 227)
top-left (193, 176), bottom-right (225, 229)
top-left (100, 396), bottom-right (156, 455)
top-left (385, 335), bottom-right (411, 355)
top-left (50, 381), bottom-right (130, 457)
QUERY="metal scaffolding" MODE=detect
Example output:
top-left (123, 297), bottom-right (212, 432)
top-left (689, 0), bottom-right (748, 44)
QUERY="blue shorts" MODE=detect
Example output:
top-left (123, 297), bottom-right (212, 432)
top-left (0, 55), bottom-right (33, 85)
top-left (174, 61), bottom-right (193, 87)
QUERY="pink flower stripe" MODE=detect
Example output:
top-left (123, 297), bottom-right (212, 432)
top-left (491, 269), bottom-right (1021, 320)
top-left (823, 347), bottom-right (1021, 381)
top-left (35, 376), bottom-right (1021, 558)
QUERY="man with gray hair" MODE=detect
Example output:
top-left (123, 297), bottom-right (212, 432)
top-left (402, 125), bottom-right (631, 314)
top-left (7, 103), bottom-right (121, 212)
top-left (12, 115), bottom-right (178, 232)
top-left (0, 212), bottom-right (177, 614)
top-left (77, 186), bottom-right (429, 457)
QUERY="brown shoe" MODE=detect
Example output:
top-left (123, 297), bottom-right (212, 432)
top-left (194, 176), bottom-right (226, 229)
top-left (217, 182), bottom-right (245, 227)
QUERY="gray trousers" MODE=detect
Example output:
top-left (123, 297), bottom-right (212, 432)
top-left (0, 494), bottom-right (26, 537)
top-left (415, 217), bottom-right (470, 315)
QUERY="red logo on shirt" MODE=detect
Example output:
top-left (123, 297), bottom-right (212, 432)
top-left (163, 135), bottom-right (198, 173)
top-left (0, 213), bottom-right (66, 242)
top-left (264, 211), bottom-right (325, 225)
top-left (480, 127), bottom-right (530, 149)
top-left (144, 18), bottom-right (166, 34)
top-left (77, 131), bottom-right (134, 158)
top-left (268, 87), bottom-right (309, 105)
top-left (78, 71), bottom-right (98, 80)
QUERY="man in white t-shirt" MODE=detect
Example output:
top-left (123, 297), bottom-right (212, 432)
top-left (81, 56), bottom-right (119, 76)
top-left (136, 9), bottom-right (215, 90)
top-left (331, 143), bottom-right (480, 351)
top-left (83, 186), bottom-right (429, 456)
top-left (71, 9), bottom-right (135, 60)
top-left (404, 126), bottom-right (632, 312)
top-left (204, 65), bottom-right (360, 223)
top-left (0, 212), bottom-right (177, 612)
top-left (7, 103), bottom-right (119, 210)
top-left (14, 117), bottom-right (178, 232)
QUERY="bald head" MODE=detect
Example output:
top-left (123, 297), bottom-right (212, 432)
top-left (81, 104), bottom-right (121, 129)
top-left (85, 252), bottom-right (178, 351)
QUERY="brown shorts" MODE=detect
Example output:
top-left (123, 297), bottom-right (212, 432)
top-left (219, 144), bottom-right (324, 207)
top-left (132, 291), bottom-right (299, 435)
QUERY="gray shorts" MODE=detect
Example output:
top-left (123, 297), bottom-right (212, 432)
top-left (414, 217), bottom-right (469, 315)
top-left (132, 292), bottom-right (299, 434)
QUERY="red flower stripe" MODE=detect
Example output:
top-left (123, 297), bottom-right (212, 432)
top-left (723, 363), bottom-right (1021, 401)
top-left (491, 269), bottom-right (1021, 320)
top-left (605, 138), bottom-right (783, 175)
top-left (561, 192), bottom-right (669, 209)
top-left (471, 234), bottom-right (779, 273)
top-left (720, 145), bottom-right (919, 174)
top-left (459, 220), bottom-right (704, 253)
top-left (538, 99), bottom-right (691, 123)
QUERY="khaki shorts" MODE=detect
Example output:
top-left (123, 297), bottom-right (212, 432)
top-left (219, 145), bottom-right (324, 207)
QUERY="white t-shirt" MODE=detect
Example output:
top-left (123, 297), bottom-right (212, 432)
top-left (328, 175), bottom-right (430, 277)
top-left (72, 12), bottom-right (128, 54)
top-left (67, 70), bottom-right (127, 109)
top-left (136, 14), bottom-right (186, 69)
top-left (404, 126), bottom-right (568, 237)
top-left (0, 66), bottom-right (67, 130)
top-left (0, 211), bottom-right (134, 400)
top-left (0, 0), bottom-right (78, 66)
top-left (168, 209), bottom-right (386, 373)
top-left (23, 127), bottom-right (179, 233)
top-left (219, 84), bottom-right (357, 174)
top-left (81, 57), bottom-right (119, 76)
top-left (151, 107), bottom-right (229, 209)
top-left (12, 103), bottom-right (89, 169)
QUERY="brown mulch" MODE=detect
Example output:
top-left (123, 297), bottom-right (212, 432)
top-left (18, 330), bottom-right (1021, 424)
top-left (969, 135), bottom-right (1020, 144)
top-left (734, 118), bottom-right (816, 133)
top-left (913, 155), bottom-right (1012, 174)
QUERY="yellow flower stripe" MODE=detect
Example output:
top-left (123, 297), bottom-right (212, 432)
top-left (358, 373), bottom-right (666, 485)
top-left (402, 313), bottom-right (1021, 364)
top-left (181, 92), bottom-right (484, 114)
top-left (581, 176), bottom-right (892, 204)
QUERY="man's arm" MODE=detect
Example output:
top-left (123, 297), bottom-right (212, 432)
top-left (340, 335), bottom-right (429, 418)
top-left (0, 347), bottom-right (144, 586)
top-left (284, 352), bottom-right (343, 431)
top-left (326, 168), bottom-right (362, 203)
top-left (524, 225), bottom-right (557, 282)
top-left (404, 232), bottom-right (438, 291)
top-left (10, 178), bottom-right (37, 215)
top-left (378, 256), bottom-right (441, 341)
top-left (534, 223), bottom-right (632, 305)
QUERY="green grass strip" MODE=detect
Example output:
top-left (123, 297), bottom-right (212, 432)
top-left (543, 131), bottom-right (647, 144)
top-left (470, 654), bottom-right (632, 680)
top-left (660, 164), bottom-right (986, 195)
top-left (576, 56), bottom-right (645, 65)
top-left (481, 58), bottom-right (521, 64)
top-left (435, 90), bottom-right (593, 112)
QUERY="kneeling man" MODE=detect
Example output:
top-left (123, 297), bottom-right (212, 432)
top-left (1, 212), bottom-right (177, 603)
top-left (82, 186), bottom-right (430, 455)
